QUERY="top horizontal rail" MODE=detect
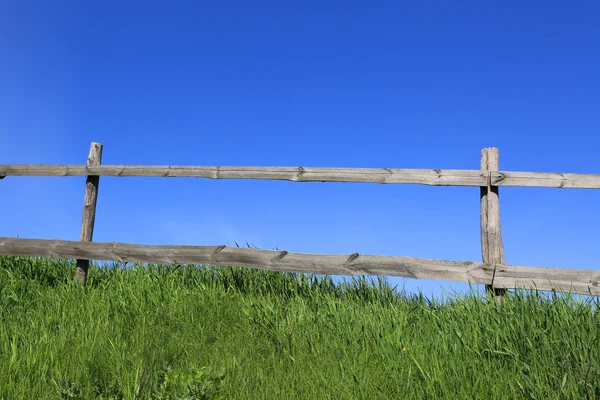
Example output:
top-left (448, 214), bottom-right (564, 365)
top-left (1, 164), bottom-right (600, 188)
top-left (0, 165), bottom-right (486, 186)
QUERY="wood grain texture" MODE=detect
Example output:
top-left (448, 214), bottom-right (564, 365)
top-left (480, 148), bottom-right (506, 300)
top-left (74, 143), bottom-right (103, 285)
top-left (0, 236), bottom-right (598, 295)
top-left (491, 171), bottom-right (600, 188)
top-left (2, 164), bottom-right (600, 188)
top-left (0, 165), bottom-right (488, 186)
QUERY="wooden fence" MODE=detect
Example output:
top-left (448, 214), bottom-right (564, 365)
top-left (1, 143), bottom-right (599, 297)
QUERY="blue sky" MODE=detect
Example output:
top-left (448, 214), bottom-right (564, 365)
top-left (1, 1), bottom-right (599, 299)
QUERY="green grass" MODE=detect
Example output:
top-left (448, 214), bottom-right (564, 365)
top-left (1, 255), bottom-right (599, 399)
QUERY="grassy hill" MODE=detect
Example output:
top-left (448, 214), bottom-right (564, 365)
top-left (1, 256), bottom-right (599, 399)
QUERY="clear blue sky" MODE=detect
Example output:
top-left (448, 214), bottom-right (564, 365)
top-left (1, 1), bottom-right (599, 299)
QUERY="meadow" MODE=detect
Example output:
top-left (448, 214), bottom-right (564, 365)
top-left (1, 255), bottom-right (599, 399)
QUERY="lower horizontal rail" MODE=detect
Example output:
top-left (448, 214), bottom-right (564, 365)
top-left (0, 236), bottom-right (598, 295)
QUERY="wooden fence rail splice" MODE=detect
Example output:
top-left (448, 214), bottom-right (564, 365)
top-left (74, 142), bottom-right (103, 285)
top-left (480, 147), bottom-right (506, 301)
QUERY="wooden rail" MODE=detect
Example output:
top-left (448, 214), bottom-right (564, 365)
top-left (2, 164), bottom-right (600, 188)
top-left (1, 236), bottom-right (598, 295)
top-left (1, 142), bottom-right (599, 297)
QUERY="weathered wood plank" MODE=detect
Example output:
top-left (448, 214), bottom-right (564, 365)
top-left (492, 171), bottom-right (600, 188)
top-left (0, 165), bottom-right (488, 186)
top-left (481, 148), bottom-right (506, 300)
top-left (469, 265), bottom-right (600, 296)
top-left (74, 143), bottom-right (103, 285)
top-left (2, 164), bottom-right (600, 188)
top-left (0, 236), bottom-right (598, 295)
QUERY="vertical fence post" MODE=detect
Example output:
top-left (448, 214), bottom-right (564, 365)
top-left (74, 142), bottom-right (103, 285)
top-left (480, 147), bottom-right (506, 303)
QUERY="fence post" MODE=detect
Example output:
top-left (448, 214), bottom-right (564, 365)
top-left (74, 142), bottom-right (103, 285)
top-left (480, 147), bottom-right (506, 303)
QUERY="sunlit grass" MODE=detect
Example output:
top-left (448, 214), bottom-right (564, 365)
top-left (1, 255), bottom-right (599, 399)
